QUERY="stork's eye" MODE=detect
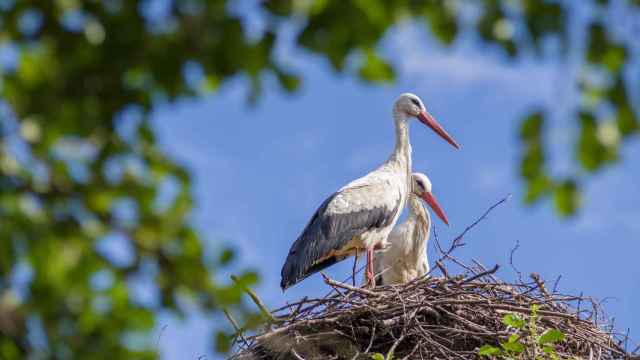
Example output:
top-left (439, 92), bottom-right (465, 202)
top-left (410, 98), bottom-right (420, 107)
top-left (416, 180), bottom-right (425, 190)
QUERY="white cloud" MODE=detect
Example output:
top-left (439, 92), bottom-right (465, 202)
top-left (388, 22), bottom-right (555, 97)
top-left (474, 164), bottom-right (511, 191)
top-left (572, 160), bottom-right (640, 235)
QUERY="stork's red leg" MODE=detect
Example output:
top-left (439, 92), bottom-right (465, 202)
top-left (352, 248), bottom-right (358, 286)
top-left (366, 248), bottom-right (374, 288)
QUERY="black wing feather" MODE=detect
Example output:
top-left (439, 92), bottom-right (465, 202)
top-left (280, 191), bottom-right (399, 290)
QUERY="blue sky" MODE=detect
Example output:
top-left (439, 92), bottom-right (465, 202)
top-left (149, 21), bottom-right (640, 359)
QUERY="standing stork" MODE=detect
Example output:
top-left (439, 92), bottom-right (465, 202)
top-left (280, 93), bottom-right (459, 290)
top-left (373, 172), bottom-right (448, 286)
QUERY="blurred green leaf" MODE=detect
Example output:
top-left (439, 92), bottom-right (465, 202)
top-left (477, 1), bottom-right (517, 56)
top-left (554, 180), bottom-right (580, 217)
top-left (586, 22), bottom-right (627, 72)
top-left (522, 0), bottom-right (565, 51)
top-left (524, 175), bottom-right (554, 204)
top-left (215, 331), bottom-right (232, 353)
top-left (501, 340), bottom-right (524, 353)
top-left (422, 2), bottom-right (458, 44)
top-left (502, 314), bottom-right (525, 329)
top-left (219, 248), bottom-right (236, 266)
top-left (275, 69), bottom-right (301, 93)
top-left (478, 344), bottom-right (501, 356)
top-left (519, 111), bottom-right (544, 143)
top-left (263, 0), bottom-right (295, 16)
top-left (358, 50), bottom-right (394, 83)
top-left (538, 329), bottom-right (565, 344)
top-left (577, 112), bottom-right (617, 172)
top-left (617, 105), bottom-right (639, 136)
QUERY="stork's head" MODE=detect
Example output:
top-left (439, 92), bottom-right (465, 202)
top-left (395, 93), bottom-right (460, 149)
top-left (412, 172), bottom-right (449, 225)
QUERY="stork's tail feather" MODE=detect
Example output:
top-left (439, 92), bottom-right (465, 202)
top-left (280, 254), bottom-right (346, 291)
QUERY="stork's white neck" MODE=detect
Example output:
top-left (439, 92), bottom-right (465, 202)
top-left (389, 110), bottom-right (412, 174)
top-left (407, 194), bottom-right (430, 264)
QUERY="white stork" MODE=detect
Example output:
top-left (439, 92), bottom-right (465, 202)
top-left (373, 172), bottom-right (448, 286)
top-left (280, 93), bottom-right (459, 290)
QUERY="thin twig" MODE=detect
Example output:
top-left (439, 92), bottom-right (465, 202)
top-left (459, 264), bottom-right (500, 285)
top-left (290, 348), bottom-right (305, 360)
top-left (322, 273), bottom-right (379, 297)
top-left (230, 275), bottom-right (280, 323)
top-left (352, 248), bottom-right (359, 287)
top-left (509, 240), bottom-right (523, 283)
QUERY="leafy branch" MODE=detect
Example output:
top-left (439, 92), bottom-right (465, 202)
top-left (479, 304), bottom-right (566, 359)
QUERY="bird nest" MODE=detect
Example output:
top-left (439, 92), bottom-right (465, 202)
top-left (231, 267), bottom-right (635, 360)
top-left (229, 197), bottom-right (637, 359)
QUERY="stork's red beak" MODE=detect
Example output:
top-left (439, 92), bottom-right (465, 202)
top-left (421, 192), bottom-right (449, 226)
top-left (417, 111), bottom-right (460, 149)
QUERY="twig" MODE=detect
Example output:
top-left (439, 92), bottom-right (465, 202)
top-left (322, 273), bottom-right (379, 297)
top-left (230, 275), bottom-right (280, 323)
top-left (290, 348), bottom-right (305, 360)
top-left (224, 309), bottom-right (250, 348)
top-left (365, 323), bottom-right (377, 353)
top-left (352, 248), bottom-right (359, 287)
top-left (446, 194), bottom-right (511, 257)
top-left (156, 324), bottom-right (167, 350)
top-left (552, 275), bottom-right (562, 294)
top-left (530, 273), bottom-right (550, 298)
top-left (223, 309), bottom-right (242, 334)
top-left (509, 240), bottom-right (523, 283)
top-left (459, 264), bottom-right (500, 285)
top-left (386, 335), bottom-right (406, 360)
top-left (436, 260), bottom-right (449, 279)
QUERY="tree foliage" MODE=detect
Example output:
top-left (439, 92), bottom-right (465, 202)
top-left (0, 0), bottom-right (638, 358)
top-left (0, 0), bottom-right (267, 358)
top-left (261, 0), bottom-right (639, 217)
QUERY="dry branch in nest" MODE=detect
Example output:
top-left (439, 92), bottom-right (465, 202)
top-left (230, 196), bottom-right (638, 360)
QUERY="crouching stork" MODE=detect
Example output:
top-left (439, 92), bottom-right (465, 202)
top-left (373, 172), bottom-right (449, 286)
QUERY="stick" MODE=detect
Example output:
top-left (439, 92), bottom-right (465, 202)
top-left (530, 273), bottom-right (550, 298)
top-left (352, 248), bottom-right (359, 287)
top-left (447, 194), bottom-right (511, 256)
top-left (230, 275), bottom-right (280, 323)
top-left (459, 264), bottom-right (500, 285)
top-left (322, 273), bottom-right (380, 297)
top-left (509, 240), bottom-right (523, 283)
top-left (436, 260), bottom-right (449, 279)
top-left (223, 309), bottom-right (249, 348)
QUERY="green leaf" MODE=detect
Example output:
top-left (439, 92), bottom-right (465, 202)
top-left (586, 22), bottom-right (627, 72)
top-left (519, 111), bottom-right (545, 143)
top-left (358, 50), bottom-right (394, 83)
top-left (508, 334), bottom-right (520, 343)
top-left (371, 353), bottom-right (385, 360)
top-left (617, 105), bottom-right (639, 136)
top-left (422, 2), bottom-right (458, 44)
top-left (263, 0), bottom-right (295, 16)
top-left (554, 180), bottom-right (580, 217)
top-left (502, 314), bottom-right (525, 329)
top-left (215, 331), bottom-right (231, 353)
top-left (524, 175), bottom-right (554, 204)
top-left (538, 329), bottom-right (565, 344)
top-left (275, 69), bottom-right (301, 92)
top-left (530, 303), bottom-right (540, 314)
top-left (501, 340), bottom-right (525, 354)
top-left (577, 112), bottom-right (617, 172)
top-left (219, 248), bottom-right (235, 266)
top-left (478, 345), bottom-right (501, 356)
